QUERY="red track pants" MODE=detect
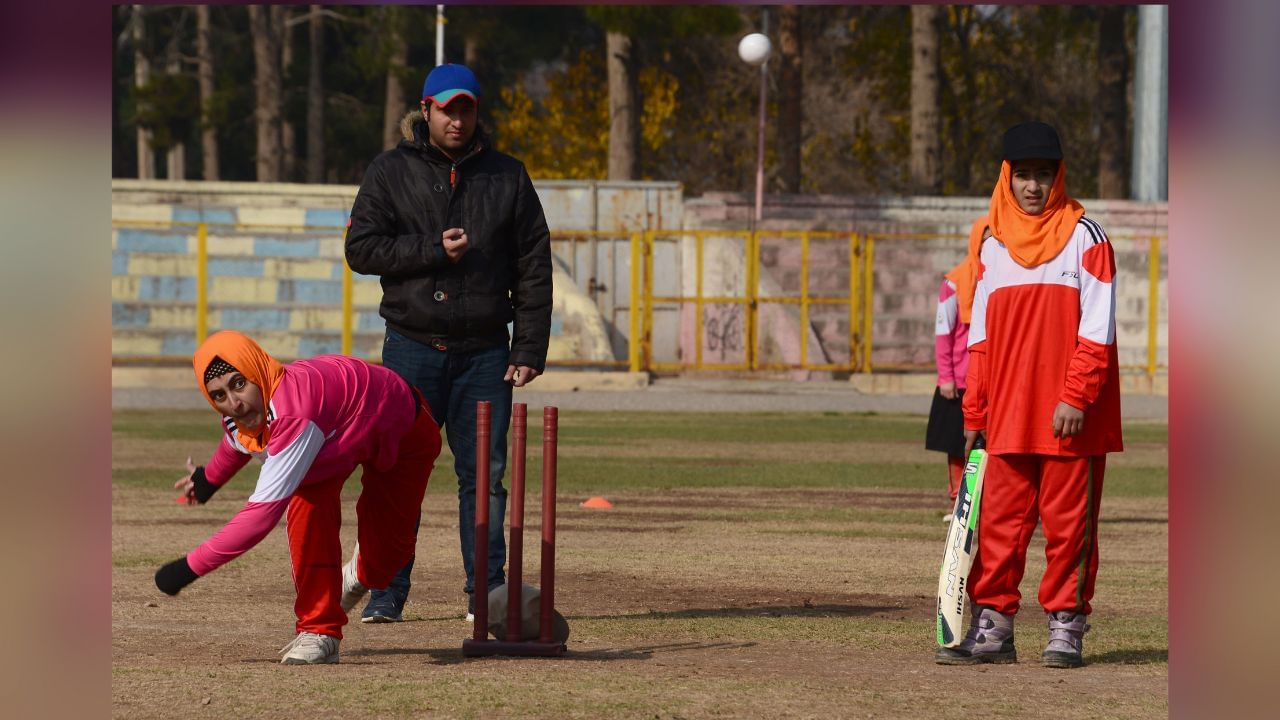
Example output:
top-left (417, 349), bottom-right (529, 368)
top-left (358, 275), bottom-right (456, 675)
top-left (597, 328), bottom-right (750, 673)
top-left (968, 453), bottom-right (1105, 616)
top-left (947, 455), bottom-right (965, 502)
top-left (285, 398), bottom-right (441, 638)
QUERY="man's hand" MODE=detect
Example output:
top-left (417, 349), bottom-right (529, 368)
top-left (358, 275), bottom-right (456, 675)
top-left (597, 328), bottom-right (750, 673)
top-left (938, 381), bottom-right (957, 400)
top-left (442, 228), bottom-right (469, 263)
top-left (963, 429), bottom-right (984, 456)
top-left (504, 364), bottom-right (541, 388)
top-left (1052, 401), bottom-right (1085, 438)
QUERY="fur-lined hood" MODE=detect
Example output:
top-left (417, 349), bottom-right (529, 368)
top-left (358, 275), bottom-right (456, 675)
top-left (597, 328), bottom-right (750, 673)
top-left (397, 109), bottom-right (489, 149)
top-left (398, 110), bottom-right (422, 143)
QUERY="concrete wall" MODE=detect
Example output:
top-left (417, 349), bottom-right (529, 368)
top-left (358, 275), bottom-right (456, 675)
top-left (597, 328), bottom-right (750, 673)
top-left (683, 192), bottom-right (1168, 372)
top-left (111, 180), bottom-right (1168, 377)
top-left (111, 179), bottom-right (676, 363)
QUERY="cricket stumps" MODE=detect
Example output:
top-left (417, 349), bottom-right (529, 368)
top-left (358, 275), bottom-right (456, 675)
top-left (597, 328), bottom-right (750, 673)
top-left (462, 401), bottom-right (566, 657)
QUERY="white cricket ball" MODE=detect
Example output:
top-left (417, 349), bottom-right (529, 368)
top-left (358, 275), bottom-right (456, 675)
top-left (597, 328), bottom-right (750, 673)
top-left (738, 33), bottom-right (772, 66)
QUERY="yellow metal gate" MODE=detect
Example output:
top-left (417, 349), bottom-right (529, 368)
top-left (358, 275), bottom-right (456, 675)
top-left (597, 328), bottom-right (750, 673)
top-left (637, 230), bottom-right (873, 373)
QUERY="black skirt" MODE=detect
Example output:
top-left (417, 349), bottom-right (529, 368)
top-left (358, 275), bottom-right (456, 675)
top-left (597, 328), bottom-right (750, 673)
top-left (925, 386), bottom-right (966, 457)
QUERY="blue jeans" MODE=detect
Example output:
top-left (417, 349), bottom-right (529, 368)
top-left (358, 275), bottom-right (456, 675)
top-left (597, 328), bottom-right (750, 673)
top-left (379, 328), bottom-right (510, 600)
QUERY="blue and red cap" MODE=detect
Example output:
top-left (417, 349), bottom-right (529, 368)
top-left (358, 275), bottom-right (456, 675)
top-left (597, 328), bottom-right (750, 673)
top-left (422, 64), bottom-right (480, 108)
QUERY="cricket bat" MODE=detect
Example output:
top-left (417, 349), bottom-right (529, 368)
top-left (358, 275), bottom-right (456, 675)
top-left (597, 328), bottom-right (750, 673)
top-left (935, 436), bottom-right (987, 647)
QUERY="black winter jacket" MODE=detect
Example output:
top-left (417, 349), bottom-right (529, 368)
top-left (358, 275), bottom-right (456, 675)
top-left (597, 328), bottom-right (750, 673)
top-left (345, 113), bottom-right (553, 370)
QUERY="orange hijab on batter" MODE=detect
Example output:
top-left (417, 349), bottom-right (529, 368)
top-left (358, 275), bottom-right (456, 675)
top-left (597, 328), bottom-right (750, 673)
top-left (192, 330), bottom-right (285, 453)
top-left (987, 160), bottom-right (1084, 269)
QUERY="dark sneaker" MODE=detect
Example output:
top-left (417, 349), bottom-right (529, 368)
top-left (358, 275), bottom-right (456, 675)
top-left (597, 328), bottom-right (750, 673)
top-left (1042, 611), bottom-right (1090, 668)
top-left (935, 606), bottom-right (1017, 665)
top-left (361, 588), bottom-right (404, 623)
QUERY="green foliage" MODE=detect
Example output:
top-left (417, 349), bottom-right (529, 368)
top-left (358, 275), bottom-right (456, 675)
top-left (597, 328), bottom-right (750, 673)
top-left (585, 6), bottom-right (740, 38)
top-left (133, 73), bottom-right (199, 151)
top-left (112, 5), bottom-right (1134, 196)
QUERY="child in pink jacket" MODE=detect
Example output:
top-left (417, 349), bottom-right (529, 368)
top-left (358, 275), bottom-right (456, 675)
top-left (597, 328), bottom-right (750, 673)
top-left (926, 219), bottom-right (985, 513)
top-left (153, 330), bottom-right (442, 664)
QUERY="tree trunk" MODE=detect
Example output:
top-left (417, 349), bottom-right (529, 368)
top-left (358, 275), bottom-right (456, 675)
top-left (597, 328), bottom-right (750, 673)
top-left (249, 5), bottom-right (283, 182)
top-left (306, 5), bottom-right (324, 183)
top-left (133, 5), bottom-right (154, 179)
top-left (465, 34), bottom-right (479, 69)
top-left (383, 23), bottom-right (409, 151)
top-left (777, 5), bottom-right (803, 193)
top-left (606, 31), bottom-right (637, 180)
top-left (1096, 6), bottom-right (1129, 198)
top-left (196, 5), bottom-right (218, 181)
top-left (910, 5), bottom-right (942, 194)
top-left (280, 7), bottom-right (297, 182)
top-left (165, 50), bottom-right (186, 180)
top-left (948, 7), bottom-right (975, 193)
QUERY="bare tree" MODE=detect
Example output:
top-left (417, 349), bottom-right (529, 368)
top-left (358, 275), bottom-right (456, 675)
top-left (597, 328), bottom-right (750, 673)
top-left (132, 5), bottom-right (154, 179)
top-left (281, 8), bottom-right (298, 181)
top-left (1096, 6), bottom-right (1129, 198)
top-left (165, 43), bottom-right (186, 180)
top-left (382, 19), bottom-right (409, 151)
top-left (306, 5), bottom-right (324, 183)
top-left (910, 5), bottom-right (942, 194)
top-left (777, 5), bottom-right (803, 193)
top-left (249, 5), bottom-right (283, 182)
top-left (196, 6), bottom-right (218, 180)
top-left (606, 31), bottom-right (638, 180)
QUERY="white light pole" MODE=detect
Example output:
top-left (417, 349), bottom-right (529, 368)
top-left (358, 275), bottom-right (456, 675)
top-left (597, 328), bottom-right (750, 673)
top-left (435, 5), bottom-right (445, 66)
top-left (739, 31), bottom-right (772, 227)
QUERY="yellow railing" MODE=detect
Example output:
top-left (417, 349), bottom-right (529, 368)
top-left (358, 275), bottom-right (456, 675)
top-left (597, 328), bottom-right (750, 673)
top-left (856, 232), bottom-right (1168, 374)
top-left (1147, 236), bottom-right (1161, 377)
top-left (113, 220), bottom-right (1167, 376)
top-left (638, 230), bottom-right (871, 372)
top-left (113, 220), bottom-right (644, 368)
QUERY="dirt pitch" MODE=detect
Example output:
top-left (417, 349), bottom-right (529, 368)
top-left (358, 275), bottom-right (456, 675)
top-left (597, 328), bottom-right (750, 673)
top-left (113, 411), bottom-right (1167, 719)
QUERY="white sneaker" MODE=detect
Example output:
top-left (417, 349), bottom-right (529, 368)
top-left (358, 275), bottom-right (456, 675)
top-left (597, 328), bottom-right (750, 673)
top-left (340, 546), bottom-right (367, 613)
top-left (279, 632), bottom-right (339, 664)
top-left (942, 513), bottom-right (954, 523)
top-left (465, 612), bottom-right (475, 623)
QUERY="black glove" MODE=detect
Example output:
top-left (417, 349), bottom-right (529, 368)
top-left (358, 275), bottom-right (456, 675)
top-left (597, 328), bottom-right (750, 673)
top-left (190, 466), bottom-right (219, 504)
top-left (155, 557), bottom-right (199, 595)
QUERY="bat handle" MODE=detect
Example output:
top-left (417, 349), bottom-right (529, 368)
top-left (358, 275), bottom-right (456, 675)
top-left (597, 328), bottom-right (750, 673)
top-left (972, 434), bottom-right (985, 452)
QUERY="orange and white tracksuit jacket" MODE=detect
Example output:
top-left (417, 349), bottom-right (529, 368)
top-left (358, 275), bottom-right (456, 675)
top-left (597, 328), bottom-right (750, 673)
top-left (962, 217), bottom-right (1123, 615)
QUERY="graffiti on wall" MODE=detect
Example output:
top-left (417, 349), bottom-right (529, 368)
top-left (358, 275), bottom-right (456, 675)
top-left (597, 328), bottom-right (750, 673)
top-left (703, 304), bottom-right (744, 362)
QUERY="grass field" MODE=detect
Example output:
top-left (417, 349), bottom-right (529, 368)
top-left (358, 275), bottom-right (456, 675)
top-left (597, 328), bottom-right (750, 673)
top-left (112, 409), bottom-right (1168, 719)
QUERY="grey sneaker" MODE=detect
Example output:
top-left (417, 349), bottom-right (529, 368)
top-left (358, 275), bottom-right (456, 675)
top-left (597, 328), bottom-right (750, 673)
top-left (279, 632), bottom-right (339, 665)
top-left (340, 547), bottom-right (367, 613)
top-left (1042, 611), bottom-right (1090, 668)
top-left (935, 606), bottom-right (1017, 665)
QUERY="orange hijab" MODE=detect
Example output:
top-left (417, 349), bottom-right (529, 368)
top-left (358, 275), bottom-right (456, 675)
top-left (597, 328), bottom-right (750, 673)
top-left (944, 217), bottom-right (988, 324)
top-left (987, 160), bottom-right (1084, 268)
top-left (192, 330), bottom-right (286, 453)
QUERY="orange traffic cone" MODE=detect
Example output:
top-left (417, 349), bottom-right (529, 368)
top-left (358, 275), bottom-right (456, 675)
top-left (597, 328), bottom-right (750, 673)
top-left (580, 496), bottom-right (614, 509)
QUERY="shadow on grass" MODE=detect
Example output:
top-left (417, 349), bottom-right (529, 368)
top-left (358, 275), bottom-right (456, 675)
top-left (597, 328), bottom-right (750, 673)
top-left (113, 517), bottom-right (223, 527)
top-left (1088, 647), bottom-right (1168, 665)
top-left (596, 603), bottom-right (902, 621)
top-left (410, 640), bottom-right (758, 666)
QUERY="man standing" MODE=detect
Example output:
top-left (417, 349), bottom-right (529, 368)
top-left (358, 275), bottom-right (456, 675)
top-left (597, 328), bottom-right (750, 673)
top-left (345, 63), bottom-right (553, 622)
top-left (935, 122), bottom-right (1122, 669)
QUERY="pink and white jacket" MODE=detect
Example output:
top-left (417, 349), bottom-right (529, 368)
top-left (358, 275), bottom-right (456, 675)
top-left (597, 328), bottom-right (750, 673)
top-left (935, 279), bottom-right (971, 389)
top-left (185, 356), bottom-right (417, 576)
